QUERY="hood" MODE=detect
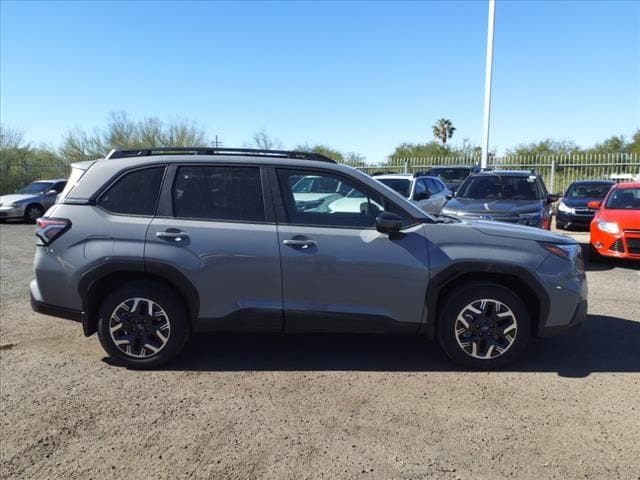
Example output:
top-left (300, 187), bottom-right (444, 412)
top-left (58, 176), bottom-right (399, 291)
top-left (560, 197), bottom-right (604, 208)
top-left (467, 219), bottom-right (574, 244)
top-left (0, 194), bottom-right (37, 205)
top-left (598, 209), bottom-right (640, 231)
top-left (445, 198), bottom-right (544, 215)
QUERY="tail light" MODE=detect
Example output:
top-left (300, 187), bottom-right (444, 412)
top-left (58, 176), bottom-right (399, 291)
top-left (35, 218), bottom-right (71, 246)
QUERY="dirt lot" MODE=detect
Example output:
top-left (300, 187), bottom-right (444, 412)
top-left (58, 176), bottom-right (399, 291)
top-left (1, 222), bottom-right (639, 480)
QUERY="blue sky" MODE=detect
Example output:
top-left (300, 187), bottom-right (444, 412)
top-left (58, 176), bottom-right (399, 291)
top-left (1, 0), bottom-right (639, 161)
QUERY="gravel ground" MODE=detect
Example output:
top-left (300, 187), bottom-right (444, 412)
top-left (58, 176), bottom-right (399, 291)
top-left (1, 222), bottom-right (639, 480)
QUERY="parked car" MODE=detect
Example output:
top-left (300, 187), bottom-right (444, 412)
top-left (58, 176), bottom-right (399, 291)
top-left (30, 147), bottom-right (587, 370)
top-left (0, 179), bottom-right (67, 223)
top-left (426, 165), bottom-right (480, 192)
top-left (441, 170), bottom-right (558, 229)
top-left (588, 182), bottom-right (640, 261)
top-left (556, 180), bottom-right (614, 230)
top-left (373, 173), bottom-right (451, 214)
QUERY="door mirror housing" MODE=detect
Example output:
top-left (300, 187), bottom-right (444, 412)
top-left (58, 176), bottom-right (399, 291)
top-left (376, 212), bottom-right (403, 236)
top-left (546, 193), bottom-right (559, 203)
top-left (587, 200), bottom-right (601, 209)
top-left (46, 189), bottom-right (58, 196)
top-left (445, 193), bottom-right (454, 200)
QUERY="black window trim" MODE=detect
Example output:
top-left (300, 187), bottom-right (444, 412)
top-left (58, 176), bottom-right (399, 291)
top-left (271, 166), bottom-right (421, 230)
top-left (94, 165), bottom-right (167, 218)
top-left (157, 163), bottom-right (274, 225)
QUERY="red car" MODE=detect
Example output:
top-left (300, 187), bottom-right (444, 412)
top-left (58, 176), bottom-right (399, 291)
top-left (588, 182), bottom-right (640, 261)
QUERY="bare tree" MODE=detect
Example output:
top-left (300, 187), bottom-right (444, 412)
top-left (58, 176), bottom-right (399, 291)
top-left (245, 129), bottom-right (283, 150)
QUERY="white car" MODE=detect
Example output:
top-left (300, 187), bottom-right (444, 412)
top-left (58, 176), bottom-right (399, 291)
top-left (373, 173), bottom-right (451, 214)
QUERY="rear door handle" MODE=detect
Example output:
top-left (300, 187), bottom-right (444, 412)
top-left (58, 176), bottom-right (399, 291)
top-left (283, 239), bottom-right (316, 249)
top-left (156, 230), bottom-right (189, 242)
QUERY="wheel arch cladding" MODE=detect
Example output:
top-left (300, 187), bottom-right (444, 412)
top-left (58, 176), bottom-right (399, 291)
top-left (425, 262), bottom-right (549, 340)
top-left (79, 262), bottom-right (199, 336)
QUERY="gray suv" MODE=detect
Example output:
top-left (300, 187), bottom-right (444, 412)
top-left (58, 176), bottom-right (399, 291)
top-left (30, 148), bottom-right (588, 370)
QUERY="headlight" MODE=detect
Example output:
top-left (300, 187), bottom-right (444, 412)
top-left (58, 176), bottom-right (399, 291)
top-left (520, 212), bottom-right (542, 226)
top-left (539, 242), bottom-right (581, 261)
top-left (9, 202), bottom-right (21, 208)
top-left (596, 220), bottom-right (619, 234)
top-left (557, 201), bottom-right (574, 214)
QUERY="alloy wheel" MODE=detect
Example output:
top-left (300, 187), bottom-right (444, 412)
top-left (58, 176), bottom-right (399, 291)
top-left (109, 297), bottom-right (171, 358)
top-left (454, 299), bottom-right (518, 360)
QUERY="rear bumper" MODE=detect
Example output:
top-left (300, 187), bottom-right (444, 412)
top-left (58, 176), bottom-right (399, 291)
top-left (537, 299), bottom-right (588, 337)
top-left (30, 279), bottom-right (82, 322)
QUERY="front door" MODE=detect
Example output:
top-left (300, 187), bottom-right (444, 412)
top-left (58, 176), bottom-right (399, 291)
top-left (274, 168), bottom-right (430, 333)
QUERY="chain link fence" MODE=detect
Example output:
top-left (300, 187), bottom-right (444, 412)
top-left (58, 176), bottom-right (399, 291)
top-left (0, 161), bottom-right (72, 195)
top-left (348, 153), bottom-right (640, 193)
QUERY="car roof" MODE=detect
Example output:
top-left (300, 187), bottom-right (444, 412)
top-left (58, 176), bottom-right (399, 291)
top-left (475, 170), bottom-right (538, 177)
top-left (612, 182), bottom-right (640, 189)
top-left (374, 174), bottom-right (413, 180)
top-left (429, 165), bottom-right (474, 169)
top-left (568, 180), bottom-right (615, 185)
top-left (32, 179), bottom-right (67, 183)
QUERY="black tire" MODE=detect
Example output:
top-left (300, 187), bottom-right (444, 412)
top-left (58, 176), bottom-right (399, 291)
top-left (97, 282), bottom-right (190, 369)
top-left (24, 204), bottom-right (44, 223)
top-left (588, 244), bottom-right (602, 263)
top-left (437, 282), bottom-right (530, 370)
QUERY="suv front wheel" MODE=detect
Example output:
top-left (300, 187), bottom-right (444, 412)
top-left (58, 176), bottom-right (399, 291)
top-left (437, 283), bottom-right (530, 369)
top-left (97, 282), bottom-right (190, 369)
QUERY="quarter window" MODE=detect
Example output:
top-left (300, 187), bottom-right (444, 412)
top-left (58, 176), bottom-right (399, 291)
top-left (98, 167), bottom-right (164, 216)
top-left (172, 166), bottom-right (265, 222)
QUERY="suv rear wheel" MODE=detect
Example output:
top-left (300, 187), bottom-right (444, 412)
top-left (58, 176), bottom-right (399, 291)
top-left (97, 282), bottom-right (190, 369)
top-left (437, 282), bottom-right (530, 369)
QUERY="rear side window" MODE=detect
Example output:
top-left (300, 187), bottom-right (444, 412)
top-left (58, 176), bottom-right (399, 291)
top-left (98, 167), bottom-right (164, 216)
top-left (172, 166), bottom-right (265, 222)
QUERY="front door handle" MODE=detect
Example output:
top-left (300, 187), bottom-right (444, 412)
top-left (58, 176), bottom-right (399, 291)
top-left (156, 230), bottom-right (189, 243)
top-left (283, 239), bottom-right (316, 249)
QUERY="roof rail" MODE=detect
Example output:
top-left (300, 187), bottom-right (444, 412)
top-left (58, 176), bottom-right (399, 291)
top-left (104, 147), bottom-right (336, 163)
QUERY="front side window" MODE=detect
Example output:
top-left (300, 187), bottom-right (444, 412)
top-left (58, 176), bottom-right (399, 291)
top-left (17, 182), bottom-right (53, 195)
top-left (426, 178), bottom-right (442, 195)
top-left (277, 169), bottom-right (387, 228)
top-left (172, 166), bottom-right (265, 222)
top-left (98, 167), bottom-right (164, 216)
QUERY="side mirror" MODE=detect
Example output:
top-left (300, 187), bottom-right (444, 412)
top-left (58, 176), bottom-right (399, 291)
top-left (376, 212), bottom-right (403, 236)
top-left (546, 194), bottom-right (559, 203)
top-left (587, 200), bottom-right (601, 209)
top-left (445, 193), bottom-right (454, 200)
top-left (46, 189), bottom-right (58, 196)
top-left (414, 191), bottom-right (430, 201)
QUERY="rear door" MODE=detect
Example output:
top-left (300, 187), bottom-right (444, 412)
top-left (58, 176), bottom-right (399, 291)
top-left (145, 164), bottom-right (282, 331)
top-left (273, 168), bottom-right (430, 333)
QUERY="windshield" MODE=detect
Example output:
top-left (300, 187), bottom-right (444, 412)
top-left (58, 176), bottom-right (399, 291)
top-left (605, 187), bottom-right (640, 210)
top-left (457, 175), bottom-right (541, 200)
top-left (17, 182), bottom-right (53, 195)
top-left (565, 183), bottom-right (612, 199)
top-left (378, 178), bottom-right (411, 198)
top-left (429, 167), bottom-right (470, 182)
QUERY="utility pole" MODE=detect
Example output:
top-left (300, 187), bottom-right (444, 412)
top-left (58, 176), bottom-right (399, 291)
top-left (481, 0), bottom-right (496, 169)
top-left (212, 135), bottom-right (222, 148)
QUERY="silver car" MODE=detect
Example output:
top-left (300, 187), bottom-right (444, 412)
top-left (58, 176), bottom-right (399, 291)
top-left (0, 179), bottom-right (67, 223)
top-left (374, 173), bottom-right (451, 214)
top-left (30, 148), bottom-right (587, 370)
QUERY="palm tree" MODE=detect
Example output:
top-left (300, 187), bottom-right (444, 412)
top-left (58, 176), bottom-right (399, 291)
top-left (432, 118), bottom-right (456, 146)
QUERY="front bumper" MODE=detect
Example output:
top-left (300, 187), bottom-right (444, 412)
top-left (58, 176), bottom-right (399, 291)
top-left (537, 299), bottom-right (587, 336)
top-left (556, 211), bottom-right (594, 229)
top-left (0, 205), bottom-right (25, 219)
top-left (30, 279), bottom-right (81, 322)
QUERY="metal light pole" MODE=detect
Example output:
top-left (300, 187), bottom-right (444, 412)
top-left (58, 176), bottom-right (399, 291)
top-left (481, 0), bottom-right (496, 169)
